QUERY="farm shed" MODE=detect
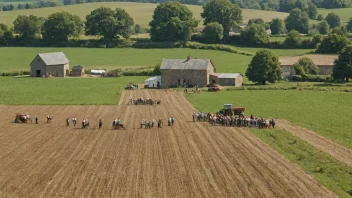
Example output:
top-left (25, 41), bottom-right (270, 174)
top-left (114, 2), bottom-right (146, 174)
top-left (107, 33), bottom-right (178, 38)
top-left (160, 56), bottom-right (216, 88)
top-left (280, 55), bottom-right (337, 77)
top-left (217, 73), bottom-right (243, 87)
top-left (144, 76), bottom-right (161, 88)
top-left (30, 52), bottom-right (69, 77)
top-left (71, 65), bottom-right (85, 76)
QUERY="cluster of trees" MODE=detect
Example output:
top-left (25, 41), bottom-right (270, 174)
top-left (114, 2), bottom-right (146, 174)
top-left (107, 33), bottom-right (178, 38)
top-left (245, 44), bottom-right (352, 84)
top-left (1, 0), bottom-right (62, 11)
top-left (0, 7), bottom-right (138, 46)
top-left (0, 0), bottom-right (351, 13)
top-left (148, 0), bottom-right (242, 43)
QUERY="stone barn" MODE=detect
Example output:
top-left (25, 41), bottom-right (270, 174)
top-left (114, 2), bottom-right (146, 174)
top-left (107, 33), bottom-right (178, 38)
top-left (72, 65), bottom-right (85, 76)
top-left (30, 52), bottom-right (69, 77)
top-left (160, 56), bottom-right (216, 87)
top-left (280, 55), bottom-right (337, 77)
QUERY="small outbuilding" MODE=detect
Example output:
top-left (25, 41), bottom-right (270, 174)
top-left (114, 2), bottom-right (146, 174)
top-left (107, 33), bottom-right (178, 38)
top-left (30, 52), bottom-right (69, 77)
top-left (209, 73), bottom-right (243, 87)
top-left (144, 76), bottom-right (161, 88)
top-left (71, 65), bottom-right (85, 76)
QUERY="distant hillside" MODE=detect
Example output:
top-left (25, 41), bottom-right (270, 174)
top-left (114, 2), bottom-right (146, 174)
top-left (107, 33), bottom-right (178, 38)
top-left (0, 2), bottom-right (289, 27)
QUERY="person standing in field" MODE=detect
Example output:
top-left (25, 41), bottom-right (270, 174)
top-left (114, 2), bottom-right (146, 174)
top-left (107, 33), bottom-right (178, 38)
top-left (35, 116), bottom-right (38, 124)
top-left (99, 119), bottom-right (102, 129)
top-left (152, 119), bottom-right (155, 128)
top-left (66, 118), bottom-right (70, 126)
top-left (171, 117), bottom-right (174, 126)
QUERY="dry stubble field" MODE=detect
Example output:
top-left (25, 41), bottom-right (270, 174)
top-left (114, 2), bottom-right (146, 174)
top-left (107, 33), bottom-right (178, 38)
top-left (0, 90), bottom-right (336, 197)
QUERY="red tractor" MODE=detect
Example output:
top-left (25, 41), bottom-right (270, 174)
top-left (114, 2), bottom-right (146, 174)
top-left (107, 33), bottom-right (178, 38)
top-left (218, 104), bottom-right (245, 118)
top-left (15, 114), bottom-right (31, 123)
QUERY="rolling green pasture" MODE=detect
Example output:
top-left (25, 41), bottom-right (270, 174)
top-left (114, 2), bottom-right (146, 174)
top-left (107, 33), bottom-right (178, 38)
top-left (250, 128), bottom-right (352, 198)
top-left (0, 76), bottom-right (145, 104)
top-left (0, 47), bottom-right (252, 73)
top-left (186, 90), bottom-right (352, 149)
top-left (0, 2), bottom-right (289, 27)
top-left (318, 8), bottom-right (352, 24)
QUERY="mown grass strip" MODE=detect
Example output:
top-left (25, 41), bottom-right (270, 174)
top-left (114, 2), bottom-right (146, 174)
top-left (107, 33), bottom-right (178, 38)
top-left (249, 128), bottom-right (352, 198)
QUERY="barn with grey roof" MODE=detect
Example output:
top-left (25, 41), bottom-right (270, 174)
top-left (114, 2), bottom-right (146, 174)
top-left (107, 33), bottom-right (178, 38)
top-left (30, 52), bottom-right (70, 77)
top-left (160, 56), bottom-right (216, 87)
top-left (160, 56), bottom-right (243, 87)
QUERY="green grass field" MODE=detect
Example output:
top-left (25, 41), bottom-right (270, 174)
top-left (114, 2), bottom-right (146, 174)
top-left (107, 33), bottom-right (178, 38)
top-left (0, 76), bottom-right (146, 104)
top-left (0, 47), bottom-right (253, 73)
top-left (318, 8), bottom-right (352, 24)
top-left (249, 128), bottom-right (352, 198)
top-left (186, 90), bottom-right (352, 149)
top-left (0, 2), bottom-right (289, 27)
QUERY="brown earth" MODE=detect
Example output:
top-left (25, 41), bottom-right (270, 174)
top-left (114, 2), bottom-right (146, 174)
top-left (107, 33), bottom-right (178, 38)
top-left (278, 119), bottom-right (352, 167)
top-left (0, 90), bottom-right (336, 197)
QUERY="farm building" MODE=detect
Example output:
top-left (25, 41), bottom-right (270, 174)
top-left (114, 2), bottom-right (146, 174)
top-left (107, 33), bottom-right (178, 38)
top-left (71, 65), bottom-right (85, 76)
top-left (280, 55), bottom-right (337, 77)
top-left (30, 52), bottom-right (69, 77)
top-left (210, 73), bottom-right (243, 87)
top-left (160, 56), bottom-right (243, 88)
top-left (160, 56), bottom-right (216, 87)
top-left (144, 76), bottom-right (161, 88)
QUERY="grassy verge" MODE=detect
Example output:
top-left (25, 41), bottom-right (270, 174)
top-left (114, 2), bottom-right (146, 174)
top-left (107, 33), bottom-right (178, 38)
top-left (185, 90), bottom-right (352, 149)
top-left (0, 76), bottom-right (146, 105)
top-left (249, 128), bottom-right (352, 198)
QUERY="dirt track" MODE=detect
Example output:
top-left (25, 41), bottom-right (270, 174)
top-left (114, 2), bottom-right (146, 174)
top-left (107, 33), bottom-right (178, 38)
top-left (278, 119), bottom-right (352, 166)
top-left (0, 90), bottom-right (336, 197)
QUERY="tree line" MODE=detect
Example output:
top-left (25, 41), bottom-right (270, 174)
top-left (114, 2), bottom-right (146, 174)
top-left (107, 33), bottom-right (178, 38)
top-left (0, 0), bottom-right (350, 13)
top-left (1, 0), bottom-right (352, 52)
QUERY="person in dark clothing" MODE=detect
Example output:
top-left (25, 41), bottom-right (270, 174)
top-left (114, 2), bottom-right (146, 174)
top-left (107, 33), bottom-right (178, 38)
top-left (66, 118), bottom-right (70, 126)
top-left (35, 116), bottom-right (38, 124)
top-left (99, 119), bottom-right (102, 129)
top-left (171, 117), bottom-right (174, 126)
top-left (270, 119), bottom-right (275, 128)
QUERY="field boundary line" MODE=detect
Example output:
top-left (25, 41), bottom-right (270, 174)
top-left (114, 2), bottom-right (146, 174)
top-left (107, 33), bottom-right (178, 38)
top-left (278, 119), bottom-right (352, 166)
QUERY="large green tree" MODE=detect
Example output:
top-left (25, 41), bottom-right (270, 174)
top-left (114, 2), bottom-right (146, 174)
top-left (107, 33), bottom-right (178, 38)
top-left (285, 8), bottom-right (309, 34)
top-left (42, 12), bottom-right (83, 45)
top-left (333, 45), bottom-right (352, 82)
top-left (293, 57), bottom-right (319, 75)
top-left (13, 15), bottom-right (43, 40)
top-left (240, 23), bottom-right (269, 46)
top-left (201, 0), bottom-right (242, 38)
top-left (317, 20), bottom-right (329, 34)
top-left (325, 12), bottom-right (341, 29)
top-left (149, 2), bottom-right (198, 42)
top-left (270, 18), bottom-right (285, 35)
top-left (316, 33), bottom-right (351, 53)
top-left (85, 7), bottom-right (134, 42)
top-left (203, 22), bottom-right (224, 43)
top-left (283, 30), bottom-right (302, 47)
top-left (307, 1), bottom-right (317, 19)
top-left (245, 49), bottom-right (282, 84)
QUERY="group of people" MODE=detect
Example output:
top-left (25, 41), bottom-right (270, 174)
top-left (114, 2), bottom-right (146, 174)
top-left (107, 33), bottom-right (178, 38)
top-left (209, 114), bottom-right (275, 129)
top-left (65, 117), bottom-right (90, 128)
top-left (140, 118), bottom-right (164, 128)
top-left (192, 112), bottom-right (208, 122)
top-left (192, 112), bottom-right (276, 129)
top-left (129, 98), bottom-right (161, 105)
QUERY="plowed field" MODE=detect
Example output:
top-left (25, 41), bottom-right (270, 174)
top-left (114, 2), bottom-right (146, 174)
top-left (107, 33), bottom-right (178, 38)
top-left (0, 90), bottom-right (336, 197)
